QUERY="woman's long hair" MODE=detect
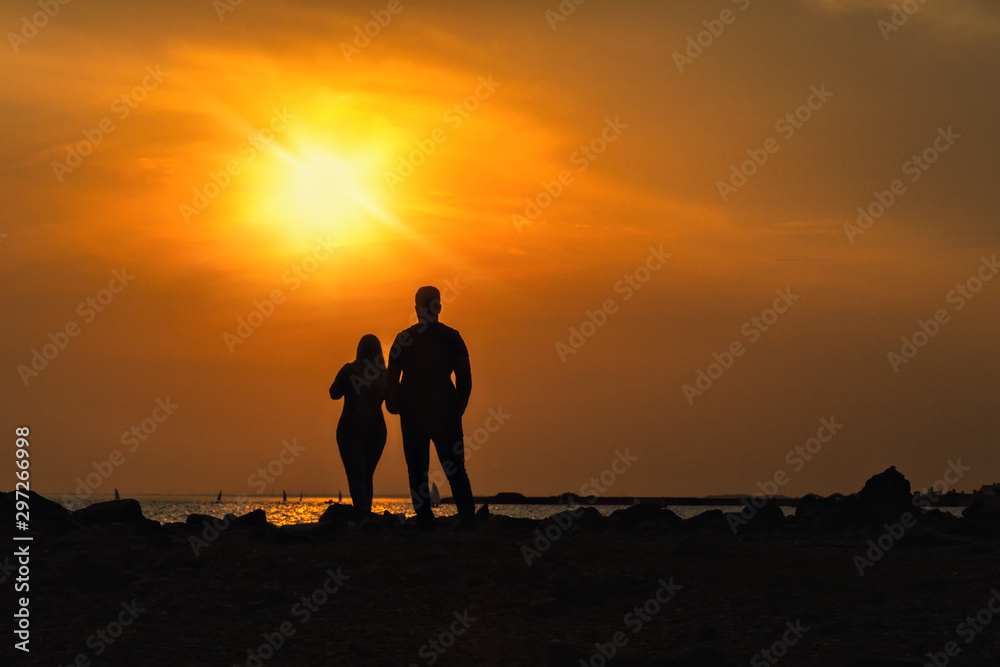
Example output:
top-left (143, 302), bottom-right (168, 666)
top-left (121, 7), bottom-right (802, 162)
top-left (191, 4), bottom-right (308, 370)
top-left (355, 333), bottom-right (386, 373)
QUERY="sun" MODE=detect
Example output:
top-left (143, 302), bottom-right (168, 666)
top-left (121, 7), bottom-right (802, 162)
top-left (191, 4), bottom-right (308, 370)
top-left (245, 140), bottom-right (393, 245)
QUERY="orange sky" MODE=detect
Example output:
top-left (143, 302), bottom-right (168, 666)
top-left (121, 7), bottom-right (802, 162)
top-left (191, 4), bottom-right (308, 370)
top-left (2, 0), bottom-right (999, 501)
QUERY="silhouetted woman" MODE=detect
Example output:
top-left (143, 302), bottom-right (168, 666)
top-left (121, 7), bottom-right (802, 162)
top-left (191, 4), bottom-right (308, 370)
top-left (329, 334), bottom-right (387, 518)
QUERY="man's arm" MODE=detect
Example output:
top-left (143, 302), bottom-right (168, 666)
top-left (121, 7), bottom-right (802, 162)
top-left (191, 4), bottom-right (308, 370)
top-left (386, 335), bottom-right (404, 415)
top-left (454, 356), bottom-right (471, 416)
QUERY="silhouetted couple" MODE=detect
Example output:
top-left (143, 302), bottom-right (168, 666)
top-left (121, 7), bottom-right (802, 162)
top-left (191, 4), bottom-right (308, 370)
top-left (328, 286), bottom-right (476, 530)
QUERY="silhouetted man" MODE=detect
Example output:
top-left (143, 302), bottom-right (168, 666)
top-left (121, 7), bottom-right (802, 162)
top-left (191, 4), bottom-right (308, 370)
top-left (388, 286), bottom-right (475, 530)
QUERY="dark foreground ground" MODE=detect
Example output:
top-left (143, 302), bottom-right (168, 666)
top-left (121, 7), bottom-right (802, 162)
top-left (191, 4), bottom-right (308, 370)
top-left (5, 474), bottom-right (1000, 667)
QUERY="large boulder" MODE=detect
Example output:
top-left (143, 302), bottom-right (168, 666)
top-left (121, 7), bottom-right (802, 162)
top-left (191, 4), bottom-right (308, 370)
top-left (857, 466), bottom-right (913, 526)
top-left (962, 495), bottom-right (1000, 522)
top-left (72, 499), bottom-right (155, 527)
top-left (795, 467), bottom-right (918, 531)
top-left (546, 505), bottom-right (605, 533)
top-left (730, 499), bottom-right (785, 533)
top-left (2, 491), bottom-right (75, 533)
top-left (794, 493), bottom-right (840, 523)
top-left (608, 503), bottom-right (681, 532)
top-left (319, 502), bottom-right (356, 526)
top-left (682, 509), bottom-right (728, 533)
top-left (232, 508), bottom-right (268, 529)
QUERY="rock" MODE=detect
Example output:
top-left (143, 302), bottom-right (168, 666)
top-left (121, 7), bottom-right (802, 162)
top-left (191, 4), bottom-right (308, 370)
top-left (577, 505), bottom-right (610, 530)
top-left (735, 499), bottom-right (784, 533)
top-left (318, 502), bottom-right (356, 526)
top-left (232, 509), bottom-right (268, 528)
top-left (2, 491), bottom-right (75, 533)
top-left (186, 513), bottom-right (219, 526)
top-left (857, 466), bottom-right (913, 527)
top-left (682, 509), bottom-right (728, 533)
top-left (609, 503), bottom-right (659, 531)
top-left (546, 506), bottom-right (605, 533)
top-left (794, 493), bottom-right (840, 524)
top-left (72, 499), bottom-right (155, 527)
top-left (609, 503), bottom-right (680, 532)
top-left (962, 495), bottom-right (1000, 521)
top-left (476, 503), bottom-right (491, 523)
top-left (795, 468), bottom-right (918, 532)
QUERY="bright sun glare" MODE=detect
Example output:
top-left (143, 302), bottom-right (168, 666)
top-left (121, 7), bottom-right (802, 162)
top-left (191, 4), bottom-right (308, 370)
top-left (246, 137), bottom-right (395, 246)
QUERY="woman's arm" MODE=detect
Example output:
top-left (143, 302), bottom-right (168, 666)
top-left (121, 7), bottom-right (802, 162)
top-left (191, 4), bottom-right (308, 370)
top-left (329, 364), bottom-right (351, 400)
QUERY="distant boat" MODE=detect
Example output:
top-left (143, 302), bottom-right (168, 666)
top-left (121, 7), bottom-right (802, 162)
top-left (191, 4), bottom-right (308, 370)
top-left (215, 490), bottom-right (222, 504)
top-left (114, 488), bottom-right (120, 501)
top-left (338, 490), bottom-right (343, 503)
top-left (298, 491), bottom-right (303, 502)
top-left (430, 483), bottom-right (441, 507)
top-left (282, 490), bottom-right (287, 503)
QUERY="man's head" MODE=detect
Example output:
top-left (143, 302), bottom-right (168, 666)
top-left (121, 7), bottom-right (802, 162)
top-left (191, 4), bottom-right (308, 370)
top-left (414, 285), bottom-right (442, 322)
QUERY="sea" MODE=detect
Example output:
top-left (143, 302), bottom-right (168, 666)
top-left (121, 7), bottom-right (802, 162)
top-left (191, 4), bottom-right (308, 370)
top-left (55, 494), bottom-right (967, 527)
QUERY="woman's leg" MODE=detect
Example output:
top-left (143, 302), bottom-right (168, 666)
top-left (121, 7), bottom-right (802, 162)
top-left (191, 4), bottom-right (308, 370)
top-left (337, 425), bottom-right (370, 518)
top-left (363, 420), bottom-right (387, 516)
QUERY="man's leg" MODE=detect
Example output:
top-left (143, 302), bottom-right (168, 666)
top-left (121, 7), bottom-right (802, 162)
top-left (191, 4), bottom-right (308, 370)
top-left (432, 418), bottom-right (475, 527)
top-left (401, 415), bottom-right (434, 526)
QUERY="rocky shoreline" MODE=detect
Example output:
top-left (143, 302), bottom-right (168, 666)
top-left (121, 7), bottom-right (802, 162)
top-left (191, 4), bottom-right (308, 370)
top-left (4, 467), bottom-right (1000, 666)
